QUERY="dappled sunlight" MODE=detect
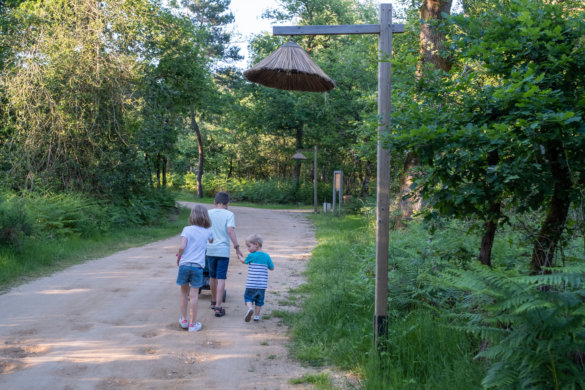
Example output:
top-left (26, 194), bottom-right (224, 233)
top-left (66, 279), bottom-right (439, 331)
top-left (203, 352), bottom-right (256, 363)
top-left (29, 340), bottom-right (160, 364)
top-left (40, 288), bottom-right (91, 295)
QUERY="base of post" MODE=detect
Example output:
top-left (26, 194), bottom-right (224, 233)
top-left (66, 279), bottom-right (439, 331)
top-left (373, 314), bottom-right (388, 351)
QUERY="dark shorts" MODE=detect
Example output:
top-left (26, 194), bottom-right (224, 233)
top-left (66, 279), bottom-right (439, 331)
top-left (244, 288), bottom-right (266, 306)
top-left (207, 256), bottom-right (229, 279)
top-left (176, 264), bottom-right (203, 288)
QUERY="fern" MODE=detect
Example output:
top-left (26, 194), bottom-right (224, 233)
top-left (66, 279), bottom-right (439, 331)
top-left (439, 264), bottom-right (585, 389)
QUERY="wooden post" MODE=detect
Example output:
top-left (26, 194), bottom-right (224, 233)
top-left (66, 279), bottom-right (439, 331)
top-left (374, 3), bottom-right (392, 348)
top-left (314, 146), bottom-right (318, 213)
top-left (272, 1), bottom-right (400, 351)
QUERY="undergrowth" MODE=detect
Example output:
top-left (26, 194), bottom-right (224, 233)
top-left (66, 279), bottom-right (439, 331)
top-left (284, 213), bottom-right (584, 388)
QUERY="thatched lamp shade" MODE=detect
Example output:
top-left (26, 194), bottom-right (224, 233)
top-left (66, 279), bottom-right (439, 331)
top-left (292, 151), bottom-right (308, 160)
top-left (244, 41), bottom-right (335, 93)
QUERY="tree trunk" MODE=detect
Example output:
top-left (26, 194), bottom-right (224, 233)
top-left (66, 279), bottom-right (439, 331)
top-left (531, 143), bottom-right (572, 273)
top-left (156, 153), bottom-right (161, 188)
top-left (420, 0), bottom-right (453, 73)
top-left (399, 152), bottom-right (421, 220)
top-left (478, 218), bottom-right (497, 267)
top-left (360, 160), bottom-right (372, 199)
top-left (190, 105), bottom-right (204, 199)
top-left (162, 155), bottom-right (167, 189)
top-left (399, 0), bottom-right (453, 219)
top-left (478, 149), bottom-right (501, 267)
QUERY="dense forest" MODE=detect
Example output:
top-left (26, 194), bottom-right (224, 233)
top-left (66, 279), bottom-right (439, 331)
top-left (1, 0), bottom-right (584, 388)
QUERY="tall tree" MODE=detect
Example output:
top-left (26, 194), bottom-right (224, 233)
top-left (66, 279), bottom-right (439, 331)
top-left (392, 0), bottom-right (585, 271)
top-left (173, 0), bottom-right (237, 197)
top-left (1, 0), bottom-right (159, 195)
top-left (398, 0), bottom-right (453, 224)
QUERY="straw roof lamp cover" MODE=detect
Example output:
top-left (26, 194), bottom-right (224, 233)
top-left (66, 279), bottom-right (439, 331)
top-left (244, 41), bottom-right (336, 93)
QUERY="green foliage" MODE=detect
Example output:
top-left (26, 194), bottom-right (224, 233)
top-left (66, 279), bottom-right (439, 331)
top-left (441, 265), bottom-right (585, 390)
top-left (21, 192), bottom-right (107, 240)
top-left (390, 0), bottom-right (585, 268)
top-left (288, 372), bottom-right (335, 389)
top-left (1, 0), bottom-right (158, 197)
top-left (109, 188), bottom-right (176, 227)
top-left (365, 311), bottom-right (483, 390)
top-left (177, 173), bottom-right (332, 205)
top-left (285, 214), bottom-right (483, 389)
top-left (0, 195), bottom-right (33, 246)
top-left (0, 189), bottom-right (175, 244)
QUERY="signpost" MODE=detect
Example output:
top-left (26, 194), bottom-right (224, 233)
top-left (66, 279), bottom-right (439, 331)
top-left (257, 2), bottom-right (403, 350)
top-left (332, 170), bottom-right (343, 215)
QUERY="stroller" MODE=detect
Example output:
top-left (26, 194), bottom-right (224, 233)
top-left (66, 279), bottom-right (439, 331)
top-left (198, 257), bottom-right (227, 303)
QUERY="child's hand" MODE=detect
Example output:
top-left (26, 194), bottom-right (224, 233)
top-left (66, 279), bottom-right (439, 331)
top-left (176, 253), bottom-right (181, 266)
top-left (238, 253), bottom-right (245, 263)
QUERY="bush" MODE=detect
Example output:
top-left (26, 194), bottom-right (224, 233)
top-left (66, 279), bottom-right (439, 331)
top-left (22, 192), bottom-right (107, 239)
top-left (0, 197), bottom-right (33, 246)
top-left (180, 174), bottom-right (333, 205)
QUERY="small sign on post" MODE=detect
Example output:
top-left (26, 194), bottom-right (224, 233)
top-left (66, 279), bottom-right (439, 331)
top-left (332, 170), bottom-right (343, 215)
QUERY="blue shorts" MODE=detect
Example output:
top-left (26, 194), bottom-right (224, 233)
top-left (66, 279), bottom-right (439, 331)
top-left (176, 265), bottom-right (203, 288)
top-left (207, 256), bottom-right (229, 279)
top-left (244, 288), bottom-right (266, 306)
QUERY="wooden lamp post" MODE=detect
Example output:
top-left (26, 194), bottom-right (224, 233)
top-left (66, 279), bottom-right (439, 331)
top-left (244, 3), bottom-right (404, 349)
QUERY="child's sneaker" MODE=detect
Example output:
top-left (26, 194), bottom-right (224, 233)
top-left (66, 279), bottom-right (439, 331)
top-left (244, 307), bottom-right (254, 322)
top-left (179, 316), bottom-right (188, 329)
top-left (253, 315), bottom-right (261, 321)
top-left (188, 322), bottom-right (202, 332)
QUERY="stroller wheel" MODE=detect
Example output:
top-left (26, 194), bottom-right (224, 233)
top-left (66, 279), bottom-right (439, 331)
top-left (222, 289), bottom-right (227, 302)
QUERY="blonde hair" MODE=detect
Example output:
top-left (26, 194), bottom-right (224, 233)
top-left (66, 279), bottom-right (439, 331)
top-left (246, 233), bottom-right (263, 247)
top-left (189, 205), bottom-right (211, 228)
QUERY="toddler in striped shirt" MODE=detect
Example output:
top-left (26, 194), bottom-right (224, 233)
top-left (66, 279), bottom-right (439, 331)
top-left (238, 234), bottom-right (274, 322)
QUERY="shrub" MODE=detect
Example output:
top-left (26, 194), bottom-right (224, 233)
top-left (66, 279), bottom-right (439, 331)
top-left (22, 192), bottom-right (107, 239)
top-left (0, 198), bottom-right (33, 246)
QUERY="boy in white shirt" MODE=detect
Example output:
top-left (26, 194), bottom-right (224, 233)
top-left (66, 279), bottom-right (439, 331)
top-left (206, 192), bottom-right (243, 317)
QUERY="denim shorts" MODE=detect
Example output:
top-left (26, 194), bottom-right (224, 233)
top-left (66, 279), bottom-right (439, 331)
top-left (176, 265), bottom-right (203, 288)
top-left (207, 256), bottom-right (229, 279)
top-left (244, 288), bottom-right (266, 306)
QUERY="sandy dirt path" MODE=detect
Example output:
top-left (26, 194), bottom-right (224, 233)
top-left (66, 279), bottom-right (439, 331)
top-left (0, 203), bottom-right (320, 390)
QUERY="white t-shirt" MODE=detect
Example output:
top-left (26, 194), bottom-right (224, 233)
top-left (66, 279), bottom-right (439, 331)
top-left (180, 225), bottom-right (213, 267)
top-left (206, 208), bottom-right (236, 258)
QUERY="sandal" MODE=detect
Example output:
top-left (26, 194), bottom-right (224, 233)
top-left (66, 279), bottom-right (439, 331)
top-left (210, 301), bottom-right (216, 310)
top-left (214, 307), bottom-right (226, 317)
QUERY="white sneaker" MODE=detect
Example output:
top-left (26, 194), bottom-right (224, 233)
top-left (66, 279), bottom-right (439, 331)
top-left (179, 316), bottom-right (188, 329)
top-left (253, 315), bottom-right (260, 321)
top-left (189, 322), bottom-right (202, 332)
top-left (244, 308), bottom-right (254, 322)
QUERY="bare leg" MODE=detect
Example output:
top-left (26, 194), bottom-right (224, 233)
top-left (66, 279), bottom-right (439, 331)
top-left (189, 287), bottom-right (199, 324)
top-left (246, 302), bottom-right (253, 309)
top-left (215, 279), bottom-right (226, 308)
top-left (180, 284), bottom-right (189, 319)
top-left (254, 305), bottom-right (262, 316)
top-left (210, 277), bottom-right (217, 304)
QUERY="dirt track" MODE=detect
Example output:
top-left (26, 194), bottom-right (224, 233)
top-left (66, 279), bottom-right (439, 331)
top-left (0, 203), bottom-right (320, 390)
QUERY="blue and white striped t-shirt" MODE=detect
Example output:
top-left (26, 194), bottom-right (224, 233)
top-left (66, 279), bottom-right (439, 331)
top-left (245, 251), bottom-right (274, 289)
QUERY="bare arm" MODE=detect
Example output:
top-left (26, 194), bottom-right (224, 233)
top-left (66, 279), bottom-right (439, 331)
top-left (176, 236), bottom-right (187, 266)
top-left (228, 226), bottom-right (243, 259)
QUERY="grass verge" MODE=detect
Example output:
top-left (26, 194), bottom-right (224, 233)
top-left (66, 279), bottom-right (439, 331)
top-left (282, 213), bottom-right (485, 388)
top-left (0, 206), bottom-right (190, 293)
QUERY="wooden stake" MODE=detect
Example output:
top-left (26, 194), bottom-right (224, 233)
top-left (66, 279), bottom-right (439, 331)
top-left (374, 3), bottom-right (392, 348)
